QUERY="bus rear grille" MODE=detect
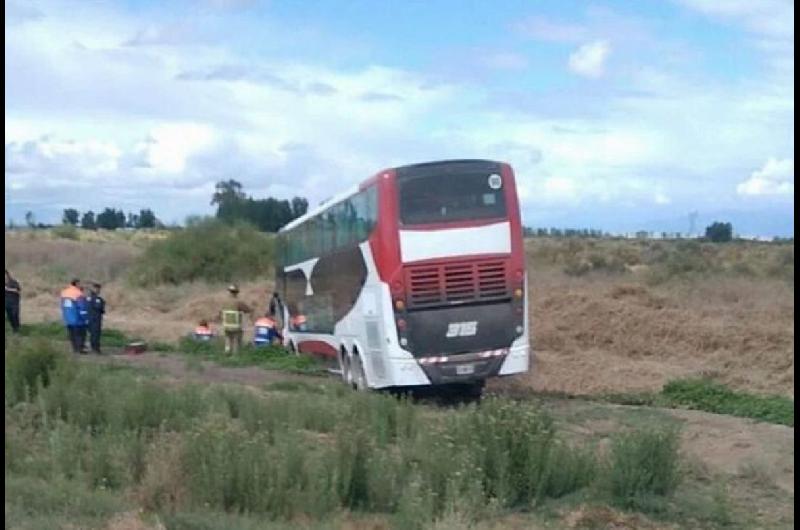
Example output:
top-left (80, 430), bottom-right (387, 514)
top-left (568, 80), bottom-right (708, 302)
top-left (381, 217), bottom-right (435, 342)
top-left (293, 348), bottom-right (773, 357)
top-left (406, 260), bottom-right (509, 308)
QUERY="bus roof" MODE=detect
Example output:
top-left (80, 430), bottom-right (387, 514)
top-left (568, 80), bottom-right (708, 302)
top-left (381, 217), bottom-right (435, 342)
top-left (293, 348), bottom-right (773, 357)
top-left (279, 183), bottom-right (360, 233)
top-left (277, 159), bottom-right (507, 233)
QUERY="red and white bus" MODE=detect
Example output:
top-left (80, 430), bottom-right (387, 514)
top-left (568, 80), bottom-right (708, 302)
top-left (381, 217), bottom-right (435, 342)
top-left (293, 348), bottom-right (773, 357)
top-left (276, 159), bottom-right (530, 394)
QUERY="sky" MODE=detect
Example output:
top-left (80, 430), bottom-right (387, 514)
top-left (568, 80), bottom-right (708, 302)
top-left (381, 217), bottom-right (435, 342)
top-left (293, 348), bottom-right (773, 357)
top-left (4, 0), bottom-right (795, 236)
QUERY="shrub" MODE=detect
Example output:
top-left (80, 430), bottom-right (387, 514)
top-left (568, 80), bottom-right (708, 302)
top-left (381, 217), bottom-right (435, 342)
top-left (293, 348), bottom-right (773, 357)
top-left (5, 339), bottom-right (64, 403)
top-left (128, 218), bottom-right (275, 286)
top-left (607, 428), bottom-right (681, 509)
top-left (52, 224), bottom-right (80, 240)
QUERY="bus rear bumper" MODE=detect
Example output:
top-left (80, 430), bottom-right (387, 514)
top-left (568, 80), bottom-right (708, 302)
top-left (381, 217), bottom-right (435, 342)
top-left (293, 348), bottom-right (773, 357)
top-left (381, 341), bottom-right (530, 388)
top-left (498, 341), bottom-right (530, 375)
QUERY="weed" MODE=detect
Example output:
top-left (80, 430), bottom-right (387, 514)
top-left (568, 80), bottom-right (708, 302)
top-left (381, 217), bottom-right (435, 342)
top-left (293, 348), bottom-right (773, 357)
top-left (52, 224), bottom-right (80, 240)
top-left (606, 428), bottom-right (681, 510)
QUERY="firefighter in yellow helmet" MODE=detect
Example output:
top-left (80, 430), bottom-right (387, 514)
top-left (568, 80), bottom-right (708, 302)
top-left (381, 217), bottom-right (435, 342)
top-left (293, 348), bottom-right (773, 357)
top-left (221, 284), bottom-right (253, 354)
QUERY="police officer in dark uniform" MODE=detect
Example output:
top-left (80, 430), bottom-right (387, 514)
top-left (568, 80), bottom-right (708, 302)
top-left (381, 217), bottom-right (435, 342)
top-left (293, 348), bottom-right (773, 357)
top-left (5, 269), bottom-right (21, 333)
top-left (87, 282), bottom-right (106, 354)
top-left (268, 291), bottom-right (283, 328)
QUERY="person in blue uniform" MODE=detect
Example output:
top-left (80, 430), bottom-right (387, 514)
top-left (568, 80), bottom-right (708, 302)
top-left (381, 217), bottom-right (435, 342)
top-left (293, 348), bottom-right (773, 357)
top-left (61, 278), bottom-right (86, 353)
top-left (253, 314), bottom-right (282, 346)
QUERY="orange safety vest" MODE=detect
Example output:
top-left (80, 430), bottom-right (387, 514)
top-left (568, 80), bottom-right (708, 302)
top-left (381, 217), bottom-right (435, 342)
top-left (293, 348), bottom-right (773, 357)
top-left (61, 285), bottom-right (82, 300)
top-left (255, 317), bottom-right (275, 328)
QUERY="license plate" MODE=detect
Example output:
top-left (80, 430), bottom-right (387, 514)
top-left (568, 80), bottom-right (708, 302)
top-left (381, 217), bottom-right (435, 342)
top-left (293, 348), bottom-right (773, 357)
top-left (456, 363), bottom-right (475, 375)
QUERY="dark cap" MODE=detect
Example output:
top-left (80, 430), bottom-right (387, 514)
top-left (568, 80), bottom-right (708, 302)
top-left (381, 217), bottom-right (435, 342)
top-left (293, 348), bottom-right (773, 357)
top-left (92, 282), bottom-right (102, 289)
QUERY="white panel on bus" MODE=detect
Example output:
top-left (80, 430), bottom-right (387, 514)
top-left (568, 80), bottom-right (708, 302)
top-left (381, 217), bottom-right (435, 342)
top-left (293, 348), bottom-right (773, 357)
top-left (399, 221), bottom-right (511, 263)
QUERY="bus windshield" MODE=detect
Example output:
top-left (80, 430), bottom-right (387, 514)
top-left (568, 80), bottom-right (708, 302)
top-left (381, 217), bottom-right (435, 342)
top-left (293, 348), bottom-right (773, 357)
top-left (398, 170), bottom-right (507, 225)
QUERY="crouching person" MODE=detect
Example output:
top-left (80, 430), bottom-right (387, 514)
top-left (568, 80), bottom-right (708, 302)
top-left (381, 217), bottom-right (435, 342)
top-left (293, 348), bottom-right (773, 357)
top-left (193, 320), bottom-right (214, 341)
top-left (253, 314), bottom-right (282, 346)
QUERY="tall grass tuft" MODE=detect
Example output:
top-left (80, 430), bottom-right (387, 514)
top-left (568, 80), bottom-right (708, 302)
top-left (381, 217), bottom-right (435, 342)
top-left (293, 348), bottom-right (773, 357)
top-left (607, 428), bottom-right (682, 510)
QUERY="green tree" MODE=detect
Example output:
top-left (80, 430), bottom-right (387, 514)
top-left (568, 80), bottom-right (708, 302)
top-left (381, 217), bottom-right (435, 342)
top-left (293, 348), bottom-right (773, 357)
top-left (138, 208), bottom-right (157, 228)
top-left (62, 208), bottom-right (80, 225)
top-left (81, 211), bottom-right (96, 230)
top-left (705, 221), bottom-right (733, 243)
top-left (127, 212), bottom-right (139, 229)
top-left (96, 208), bottom-right (122, 230)
top-left (291, 196), bottom-right (309, 218)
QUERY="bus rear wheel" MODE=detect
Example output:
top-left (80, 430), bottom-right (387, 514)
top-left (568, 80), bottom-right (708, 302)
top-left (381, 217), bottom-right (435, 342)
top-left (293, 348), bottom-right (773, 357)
top-left (340, 352), bottom-right (353, 386)
top-left (351, 354), bottom-right (367, 392)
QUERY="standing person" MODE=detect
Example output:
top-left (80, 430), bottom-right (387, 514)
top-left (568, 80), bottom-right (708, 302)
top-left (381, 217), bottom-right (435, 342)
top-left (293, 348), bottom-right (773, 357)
top-left (60, 278), bottom-right (85, 353)
top-left (77, 287), bottom-right (90, 353)
top-left (5, 269), bottom-right (21, 333)
top-left (221, 284), bottom-right (253, 354)
top-left (86, 282), bottom-right (106, 354)
top-left (268, 291), bottom-right (284, 329)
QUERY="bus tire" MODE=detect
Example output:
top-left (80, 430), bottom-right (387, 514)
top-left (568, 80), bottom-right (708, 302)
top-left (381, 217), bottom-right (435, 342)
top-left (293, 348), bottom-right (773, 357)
top-left (351, 353), bottom-right (368, 392)
top-left (339, 348), bottom-right (349, 384)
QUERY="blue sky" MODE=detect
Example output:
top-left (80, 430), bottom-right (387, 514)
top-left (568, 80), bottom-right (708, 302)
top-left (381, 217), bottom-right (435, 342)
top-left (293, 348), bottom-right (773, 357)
top-left (5, 0), bottom-right (794, 236)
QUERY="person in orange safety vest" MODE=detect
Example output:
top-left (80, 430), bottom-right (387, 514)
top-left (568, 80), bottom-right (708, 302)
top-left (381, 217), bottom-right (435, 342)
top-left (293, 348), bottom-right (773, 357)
top-left (193, 319), bottom-right (214, 341)
top-left (253, 314), bottom-right (282, 346)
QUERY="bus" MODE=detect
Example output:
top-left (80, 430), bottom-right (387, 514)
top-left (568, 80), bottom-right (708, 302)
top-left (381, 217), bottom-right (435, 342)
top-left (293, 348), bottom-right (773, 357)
top-left (275, 159), bottom-right (530, 394)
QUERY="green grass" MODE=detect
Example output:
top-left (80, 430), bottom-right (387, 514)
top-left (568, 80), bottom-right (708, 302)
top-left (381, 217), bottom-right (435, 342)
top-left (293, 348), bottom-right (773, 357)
top-left (17, 321), bottom-right (135, 348)
top-left (10, 343), bottom-right (777, 528)
top-left (660, 378), bottom-right (794, 427)
top-left (4, 344), bottom-right (628, 527)
top-left (178, 336), bottom-right (323, 373)
top-left (600, 378), bottom-right (794, 427)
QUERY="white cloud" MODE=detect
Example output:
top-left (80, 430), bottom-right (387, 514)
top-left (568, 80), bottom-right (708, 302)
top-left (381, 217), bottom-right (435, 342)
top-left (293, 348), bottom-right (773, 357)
top-left (133, 123), bottom-right (216, 173)
top-left (568, 40), bottom-right (611, 78)
top-left (675, 0), bottom-right (793, 39)
top-left (737, 158), bottom-right (794, 196)
top-left (654, 192), bottom-right (671, 205)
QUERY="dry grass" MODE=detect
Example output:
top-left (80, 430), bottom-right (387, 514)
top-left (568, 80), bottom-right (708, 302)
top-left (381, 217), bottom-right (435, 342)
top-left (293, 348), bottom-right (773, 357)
top-left (5, 231), bottom-right (794, 396)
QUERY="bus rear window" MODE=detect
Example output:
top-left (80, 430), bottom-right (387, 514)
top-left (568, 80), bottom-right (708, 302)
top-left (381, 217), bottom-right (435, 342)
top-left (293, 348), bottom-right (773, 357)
top-left (399, 171), bottom-right (507, 225)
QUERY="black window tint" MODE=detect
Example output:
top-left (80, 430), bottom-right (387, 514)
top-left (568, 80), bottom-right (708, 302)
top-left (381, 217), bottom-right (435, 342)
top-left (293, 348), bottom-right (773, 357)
top-left (399, 171), bottom-right (506, 225)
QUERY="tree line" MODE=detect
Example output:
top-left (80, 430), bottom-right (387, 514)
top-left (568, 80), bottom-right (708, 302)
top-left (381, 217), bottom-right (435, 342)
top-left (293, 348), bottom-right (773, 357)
top-left (524, 222), bottom-right (738, 243)
top-left (211, 180), bottom-right (309, 232)
top-left (60, 207), bottom-right (160, 230)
